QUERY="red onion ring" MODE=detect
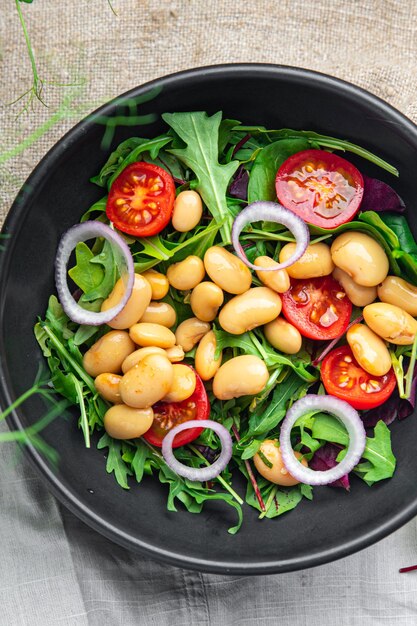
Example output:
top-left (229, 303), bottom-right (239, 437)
top-left (231, 201), bottom-right (310, 271)
top-left (55, 221), bottom-right (134, 326)
top-left (279, 395), bottom-right (366, 486)
top-left (161, 420), bottom-right (233, 481)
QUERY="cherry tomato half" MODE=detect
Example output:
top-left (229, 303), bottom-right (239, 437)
top-left (321, 345), bottom-right (396, 410)
top-left (106, 162), bottom-right (176, 237)
top-left (142, 366), bottom-right (210, 448)
top-left (281, 276), bottom-right (352, 340)
top-left (275, 149), bottom-right (364, 229)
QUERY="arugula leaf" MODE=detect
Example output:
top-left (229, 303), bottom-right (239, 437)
top-left (47, 356), bottom-right (78, 404)
top-left (240, 439), bottom-right (262, 460)
top-left (128, 440), bottom-right (152, 482)
top-left (299, 427), bottom-right (322, 456)
top-left (73, 324), bottom-right (103, 347)
top-left (34, 322), bottom-right (51, 357)
top-left (45, 295), bottom-right (73, 341)
top-left (308, 415), bottom-right (396, 484)
top-left (359, 421), bottom-right (396, 482)
top-left (133, 220), bottom-right (222, 272)
top-left (311, 413), bottom-right (349, 446)
top-left (90, 137), bottom-right (144, 186)
top-left (143, 150), bottom-right (185, 182)
top-left (108, 135), bottom-right (172, 188)
top-left (162, 111), bottom-right (239, 242)
top-left (68, 242), bottom-right (105, 294)
top-left (213, 329), bottom-right (261, 359)
top-left (97, 433), bottom-right (133, 489)
top-left (82, 240), bottom-right (117, 301)
top-left (245, 371), bottom-right (309, 439)
top-left (91, 135), bottom-right (173, 188)
top-left (212, 327), bottom-right (316, 382)
top-left (247, 138), bottom-right (310, 202)
top-left (80, 196), bottom-right (107, 222)
top-left (300, 483), bottom-right (313, 500)
top-left (156, 450), bottom-right (243, 533)
top-left (218, 118), bottom-right (241, 154)
top-left (249, 330), bottom-right (317, 382)
top-left (246, 481), bottom-right (308, 518)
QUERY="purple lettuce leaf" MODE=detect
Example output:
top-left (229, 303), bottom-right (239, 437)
top-left (310, 443), bottom-right (350, 490)
top-left (361, 391), bottom-right (400, 428)
top-left (229, 165), bottom-right (249, 201)
top-left (360, 175), bottom-right (406, 214)
top-left (361, 369), bottom-right (417, 427)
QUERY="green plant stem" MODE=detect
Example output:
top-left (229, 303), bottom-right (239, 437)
top-left (231, 425), bottom-right (265, 511)
top-left (390, 351), bottom-right (405, 398)
top-left (245, 229), bottom-right (294, 242)
top-left (15, 0), bottom-right (43, 102)
top-left (40, 324), bottom-right (96, 394)
top-left (248, 331), bottom-right (268, 360)
top-left (72, 375), bottom-right (90, 448)
top-left (188, 445), bottom-right (244, 505)
top-left (141, 438), bottom-right (244, 506)
top-left (0, 384), bottom-right (45, 422)
top-left (405, 333), bottom-right (417, 399)
top-left (258, 485), bottom-right (278, 519)
top-left (0, 398), bottom-right (67, 443)
top-left (107, 0), bottom-right (117, 15)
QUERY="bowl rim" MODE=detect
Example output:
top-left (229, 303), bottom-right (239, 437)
top-left (2, 62), bottom-right (417, 575)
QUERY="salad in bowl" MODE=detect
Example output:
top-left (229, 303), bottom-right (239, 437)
top-left (34, 109), bottom-right (417, 534)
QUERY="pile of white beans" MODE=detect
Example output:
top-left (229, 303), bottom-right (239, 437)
top-left (81, 190), bottom-right (417, 485)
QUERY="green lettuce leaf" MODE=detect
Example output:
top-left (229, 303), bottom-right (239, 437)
top-left (163, 111), bottom-right (239, 242)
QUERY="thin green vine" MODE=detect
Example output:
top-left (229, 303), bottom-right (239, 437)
top-left (12, 0), bottom-right (85, 116)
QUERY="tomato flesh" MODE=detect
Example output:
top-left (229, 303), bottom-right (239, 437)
top-left (142, 367), bottom-right (209, 448)
top-left (321, 345), bottom-right (396, 410)
top-left (275, 149), bottom-right (364, 229)
top-left (281, 276), bottom-right (352, 340)
top-left (106, 162), bottom-right (175, 237)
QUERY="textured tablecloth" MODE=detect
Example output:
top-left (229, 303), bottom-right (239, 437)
top-left (1, 1), bottom-right (417, 624)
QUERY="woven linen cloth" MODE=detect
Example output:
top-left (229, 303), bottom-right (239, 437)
top-left (1, 1), bottom-right (417, 624)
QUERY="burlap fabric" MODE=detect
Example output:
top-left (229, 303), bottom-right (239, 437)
top-left (1, 1), bottom-right (417, 624)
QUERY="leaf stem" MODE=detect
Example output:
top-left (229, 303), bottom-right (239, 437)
top-left (258, 485), bottom-right (278, 519)
top-left (391, 351), bottom-right (405, 398)
top-left (41, 324), bottom-right (96, 394)
top-left (404, 332), bottom-right (417, 399)
top-left (71, 375), bottom-right (90, 448)
top-left (0, 384), bottom-right (44, 422)
top-left (0, 398), bottom-right (68, 443)
top-left (15, 0), bottom-right (44, 103)
top-left (248, 331), bottom-right (268, 360)
top-left (231, 425), bottom-right (265, 512)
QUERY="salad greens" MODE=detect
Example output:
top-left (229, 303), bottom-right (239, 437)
top-left (35, 110), bottom-right (413, 533)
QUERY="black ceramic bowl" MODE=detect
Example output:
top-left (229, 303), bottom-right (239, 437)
top-left (2, 64), bottom-right (417, 575)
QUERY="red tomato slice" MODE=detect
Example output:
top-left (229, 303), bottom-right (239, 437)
top-left (321, 345), bottom-right (396, 410)
top-left (275, 149), bottom-right (364, 229)
top-left (142, 367), bottom-right (209, 448)
top-left (106, 162), bottom-right (175, 237)
top-left (281, 276), bottom-right (352, 340)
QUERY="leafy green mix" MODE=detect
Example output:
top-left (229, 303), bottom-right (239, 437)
top-left (35, 111), bottom-right (407, 533)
